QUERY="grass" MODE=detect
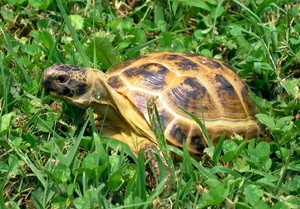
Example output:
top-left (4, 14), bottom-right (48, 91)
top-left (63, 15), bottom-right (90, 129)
top-left (1, 0), bottom-right (300, 208)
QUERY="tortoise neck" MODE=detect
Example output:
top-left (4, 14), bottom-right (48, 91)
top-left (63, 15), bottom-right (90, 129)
top-left (76, 68), bottom-right (157, 146)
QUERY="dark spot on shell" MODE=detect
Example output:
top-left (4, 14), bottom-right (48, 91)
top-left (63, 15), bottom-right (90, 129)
top-left (191, 135), bottom-right (206, 154)
top-left (241, 84), bottom-right (250, 96)
top-left (188, 127), bottom-right (207, 154)
top-left (241, 85), bottom-right (259, 115)
top-left (123, 66), bottom-right (138, 78)
top-left (176, 59), bottom-right (198, 71)
top-left (108, 75), bottom-right (125, 89)
top-left (215, 74), bottom-right (235, 94)
top-left (142, 66), bottom-right (168, 90)
top-left (183, 78), bottom-right (205, 99)
top-left (167, 77), bottom-right (208, 113)
top-left (176, 60), bottom-right (198, 71)
top-left (123, 63), bottom-right (169, 90)
top-left (163, 54), bottom-right (183, 61)
top-left (130, 91), bottom-right (150, 113)
top-left (163, 54), bottom-right (199, 71)
top-left (214, 74), bottom-right (248, 117)
top-left (169, 124), bottom-right (187, 144)
top-left (206, 59), bottom-right (222, 68)
top-left (158, 109), bottom-right (174, 130)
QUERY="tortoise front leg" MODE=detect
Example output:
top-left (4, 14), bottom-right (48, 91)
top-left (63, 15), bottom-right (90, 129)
top-left (143, 144), bottom-right (173, 191)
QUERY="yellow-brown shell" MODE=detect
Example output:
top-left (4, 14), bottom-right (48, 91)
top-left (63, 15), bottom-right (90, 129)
top-left (107, 52), bottom-right (260, 154)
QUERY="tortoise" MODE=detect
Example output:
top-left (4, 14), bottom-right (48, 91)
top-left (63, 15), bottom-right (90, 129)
top-left (43, 52), bottom-right (261, 157)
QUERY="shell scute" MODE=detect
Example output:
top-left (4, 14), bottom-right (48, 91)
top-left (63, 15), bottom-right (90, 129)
top-left (188, 128), bottom-right (206, 154)
top-left (120, 63), bottom-right (177, 93)
top-left (108, 75), bottom-right (126, 90)
top-left (127, 91), bottom-right (151, 113)
top-left (164, 76), bottom-right (217, 118)
top-left (167, 120), bottom-right (189, 146)
top-left (215, 74), bottom-right (235, 92)
top-left (214, 74), bottom-right (247, 118)
top-left (156, 108), bottom-right (174, 131)
top-left (162, 54), bottom-right (199, 71)
top-left (204, 58), bottom-right (222, 69)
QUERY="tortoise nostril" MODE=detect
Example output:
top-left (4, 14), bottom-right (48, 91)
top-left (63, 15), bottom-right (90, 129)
top-left (62, 87), bottom-right (71, 96)
top-left (57, 75), bottom-right (68, 83)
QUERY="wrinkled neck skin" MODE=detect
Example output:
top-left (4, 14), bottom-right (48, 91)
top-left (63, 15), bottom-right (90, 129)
top-left (68, 69), bottom-right (121, 124)
top-left (68, 69), bottom-right (107, 107)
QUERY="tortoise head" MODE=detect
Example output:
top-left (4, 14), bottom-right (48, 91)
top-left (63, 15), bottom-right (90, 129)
top-left (43, 63), bottom-right (108, 108)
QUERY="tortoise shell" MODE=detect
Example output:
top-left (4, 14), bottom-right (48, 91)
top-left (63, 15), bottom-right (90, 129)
top-left (106, 52), bottom-right (261, 154)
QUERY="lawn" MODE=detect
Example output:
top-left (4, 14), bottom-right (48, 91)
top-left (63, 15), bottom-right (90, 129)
top-left (1, 0), bottom-right (300, 208)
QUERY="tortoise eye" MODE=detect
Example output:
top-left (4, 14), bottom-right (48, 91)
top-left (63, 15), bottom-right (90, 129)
top-left (57, 75), bottom-right (68, 83)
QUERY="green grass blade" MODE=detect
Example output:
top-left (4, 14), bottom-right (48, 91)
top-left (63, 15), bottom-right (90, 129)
top-left (211, 133), bottom-right (226, 166)
top-left (233, 0), bottom-right (278, 75)
top-left (168, 145), bottom-right (217, 180)
top-left (170, 0), bottom-right (210, 10)
top-left (182, 143), bottom-right (197, 181)
top-left (210, 0), bottom-right (225, 40)
top-left (37, 117), bottom-right (64, 141)
top-left (123, 37), bottom-right (162, 58)
top-left (0, 191), bottom-right (4, 209)
top-left (87, 35), bottom-right (119, 69)
top-left (56, 0), bottom-right (90, 67)
top-left (63, 116), bottom-right (89, 166)
top-left (5, 138), bottom-right (47, 188)
top-left (39, 30), bottom-right (63, 63)
top-left (211, 166), bottom-right (242, 178)
top-left (229, 25), bottom-right (251, 53)
top-left (154, 2), bottom-right (165, 23)
top-left (256, 0), bottom-right (277, 16)
top-left (233, 0), bottom-right (261, 24)
top-left (0, 53), bottom-right (9, 114)
top-left (93, 133), bottom-right (108, 165)
top-left (136, 150), bottom-right (147, 201)
top-left (145, 177), bottom-right (169, 209)
top-left (100, 135), bottom-right (137, 161)
top-left (0, 23), bottom-right (30, 85)
top-left (0, 160), bottom-right (11, 209)
top-left (178, 179), bottom-right (194, 200)
top-left (45, 23), bottom-right (65, 66)
top-left (181, 108), bottom-right (213, 148)
top-left (87, 108), bottom-right (97, 133)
